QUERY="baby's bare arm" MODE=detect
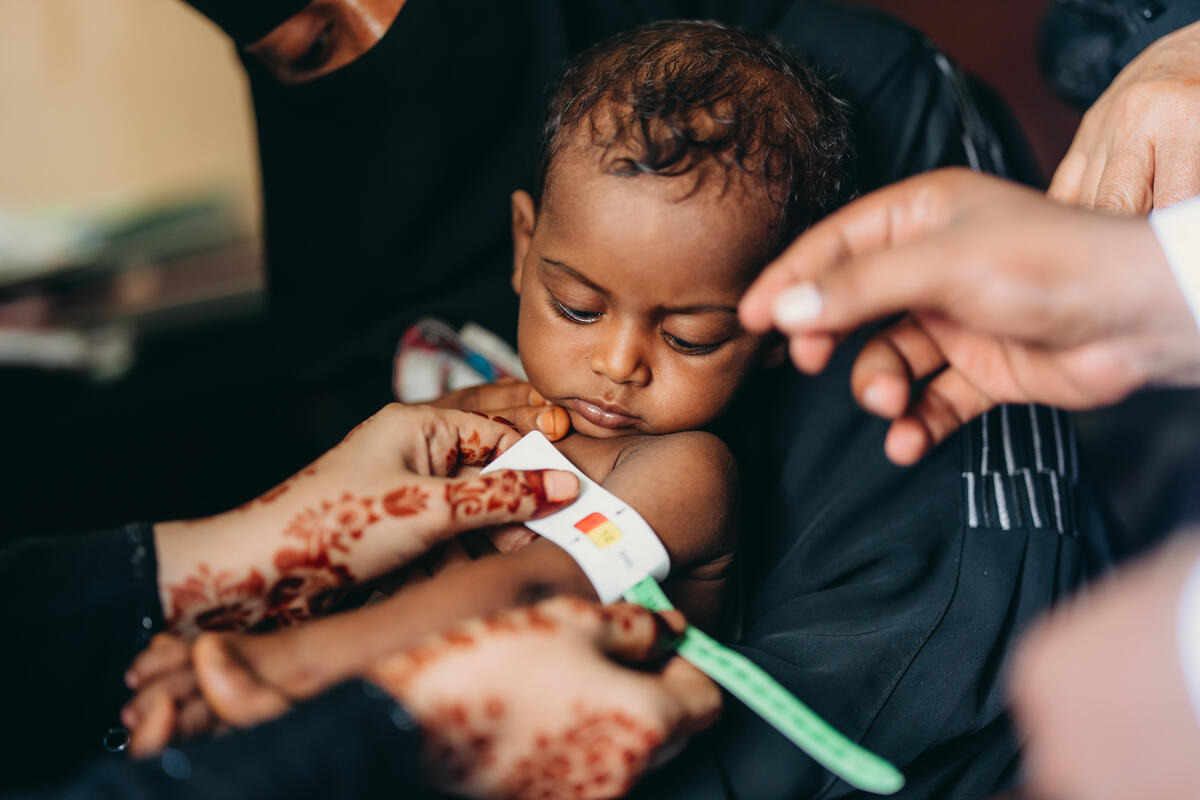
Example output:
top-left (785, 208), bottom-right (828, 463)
top-left (601, 431), bottom-right (739, 632)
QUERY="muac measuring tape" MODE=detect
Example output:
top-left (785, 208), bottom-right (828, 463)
top-left (483, 433), bottom-right (905, 795)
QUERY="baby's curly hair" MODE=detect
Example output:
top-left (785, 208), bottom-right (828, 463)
top-left (535, 20), bottom-right (855, 253)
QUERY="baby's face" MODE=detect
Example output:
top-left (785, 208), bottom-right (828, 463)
top-left (511, 146), bottom-right (775, 438)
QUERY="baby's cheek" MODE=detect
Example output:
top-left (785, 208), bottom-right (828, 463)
top-left (657, 372), bottom-right (742, 430)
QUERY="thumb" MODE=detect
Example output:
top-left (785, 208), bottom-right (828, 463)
top-left (192, 634), bottom-right (292, 728)
top-left (535, 597), bottom-right (688, 663)
top-left (417, 468), bottom-right (579, 543)
top-left (598, 605), bottom-right (688, 664)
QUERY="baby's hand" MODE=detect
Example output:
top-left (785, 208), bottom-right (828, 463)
top-left (430, 379), bottom-right (571, 441)
top-left (122, 633), bottom-right (218, 756)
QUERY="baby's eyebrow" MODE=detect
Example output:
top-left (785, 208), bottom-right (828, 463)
top-left (540, 257), bottom-right (609, 296)
top-left (662, 303), bottom-right (739, 315)
top-left (541, 256), bottom-right (738, 316)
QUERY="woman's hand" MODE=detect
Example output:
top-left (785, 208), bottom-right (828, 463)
top-left (181, 597), bottom-right (720, 800)
top-left (153, 404), bottom-right (579, 636)
top-left (431, 378), bottom-right (572, 441)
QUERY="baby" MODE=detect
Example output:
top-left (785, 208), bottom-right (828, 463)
top-left (124, 18), bottom-right (853, 744)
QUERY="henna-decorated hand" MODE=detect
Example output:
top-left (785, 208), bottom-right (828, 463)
top-left (176, 598), bottom-right (719, 799)
top-left (372, 598), bottom-right (721, 799)
top-left (152, 404), bottom-right (579, 636)
top-left (431, 378), bottom-right (572, 442)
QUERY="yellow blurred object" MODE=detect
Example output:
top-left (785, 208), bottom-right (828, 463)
top-left (0, 0), bottom-right (260, 236)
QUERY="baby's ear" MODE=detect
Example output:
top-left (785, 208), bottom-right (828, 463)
top-left (510, 190), bottom-right (536, 295)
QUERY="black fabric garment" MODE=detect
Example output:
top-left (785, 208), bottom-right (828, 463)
top-left (0, 526), bottom-right (424, 799)
top-left (1040, 0), bottom-right (1200, 108)
top-left (1, 524), bottom-right (162, 790)
top-left (717, 0), bottom-right (1042, 189)
top-left (635, 329), bottom-right (1113, 800)
top-left (18, 681), bottom-right (423, 800)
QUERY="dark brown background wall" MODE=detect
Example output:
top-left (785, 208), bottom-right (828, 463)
top-left (857, 0), bottom-right (1083, 181)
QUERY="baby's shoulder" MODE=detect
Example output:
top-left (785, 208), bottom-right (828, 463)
top-left (612, 430), bottom-right (737, 491)
top-left (601, 431), bottom-right (738, 570)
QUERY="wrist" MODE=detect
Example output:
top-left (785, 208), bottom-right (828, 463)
top-left (152, 503), bottom-right (316, 635)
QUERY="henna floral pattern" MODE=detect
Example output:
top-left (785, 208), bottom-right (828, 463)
top-left (382, 486), bottom-right (429, 517)
top-left (499, 707), bottom-right (662, 800)
top-left (365, 602), bottom-right (673, 799)
top-left (457, 430), bottom-right (496, 466)
top-left (166, 564), bottom-right (268, 637)
top-left (166, 468), bottom-right (558, 634)
top-left (258, 493), bottom-right (381, 628)
top-left (423, 699), bottom-right (502, 785)
top-left (445, 470), bottom-right (547, 519)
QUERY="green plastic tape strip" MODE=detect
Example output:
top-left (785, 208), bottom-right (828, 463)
top-left (623, 575), bottom-right (905, 795)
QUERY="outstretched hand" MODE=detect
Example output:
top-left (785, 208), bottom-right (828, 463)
top-left (153, 404), bottom-right (579, 636)
top-left (740, 169), bottom-right (1200, 464)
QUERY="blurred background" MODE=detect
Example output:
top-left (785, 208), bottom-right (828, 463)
top-left (1, 0), bottom-right (1195, 553)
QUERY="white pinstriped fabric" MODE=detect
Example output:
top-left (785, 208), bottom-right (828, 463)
top-left (961, 405), bottom-right (1076, 534)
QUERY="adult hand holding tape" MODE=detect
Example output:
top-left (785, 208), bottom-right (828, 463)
top-left (483, 432), bottom-right (906, 794)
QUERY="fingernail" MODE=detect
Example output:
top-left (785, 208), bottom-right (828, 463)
top-left (773, 283), bottom-right (823, 326)
top-left (543, 470), bottom-right (579, 503)
top-left (537, 410), bottom-right (555, 432)
top-left (121, 706), bottom-right (138, 727)
top-left (862, 383), bottom-right (887, 415)
top-left (125, 670), bottom-right (138, 689)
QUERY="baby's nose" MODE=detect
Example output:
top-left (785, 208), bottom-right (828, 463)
top-left (590, 333), bottom-right (650, 386)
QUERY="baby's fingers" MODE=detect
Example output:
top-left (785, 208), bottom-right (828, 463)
top-left (125, 632), bottom-right (189, 689)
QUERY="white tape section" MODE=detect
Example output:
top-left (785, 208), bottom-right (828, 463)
top-left (481, 431), bottom-right (670, 603)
